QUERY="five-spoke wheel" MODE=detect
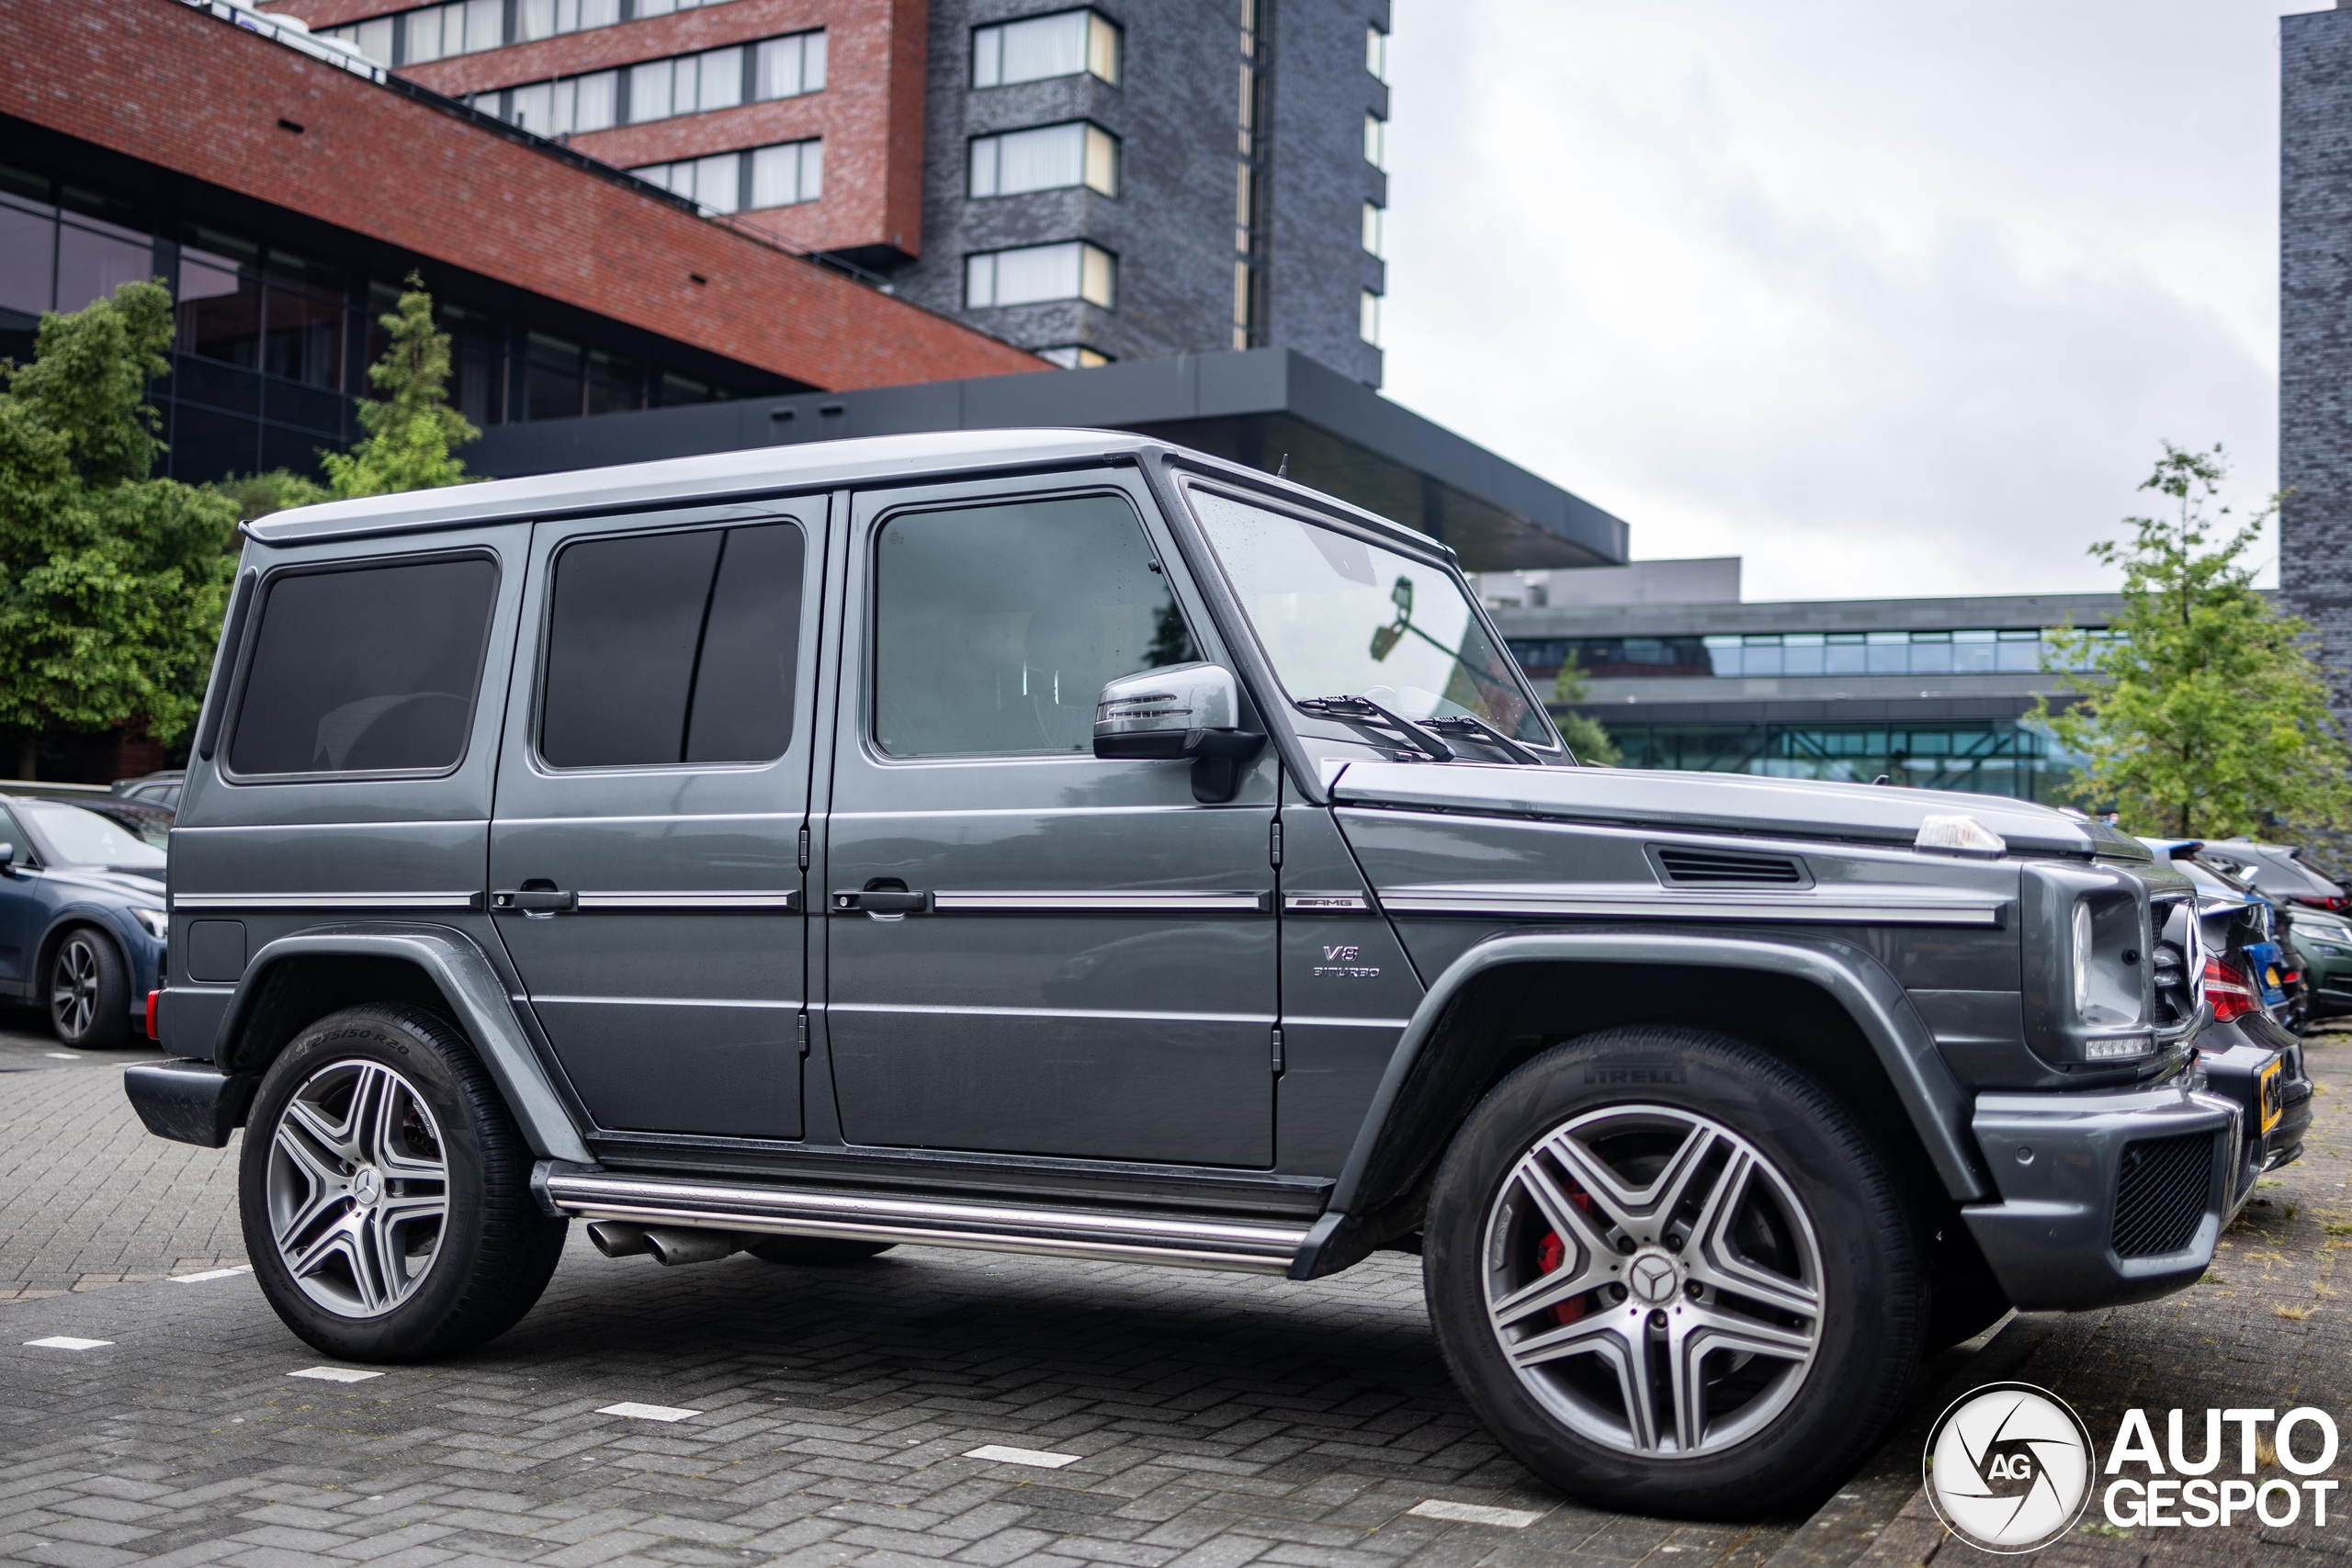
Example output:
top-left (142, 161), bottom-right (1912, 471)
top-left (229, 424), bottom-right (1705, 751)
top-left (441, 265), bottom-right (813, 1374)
top-left (49, 929), bottom-right (130, 1049)
top-left (1482, 1105), bottom-right (1822, 1457)
top-left (266, 1059), bottom-right (451, 1317)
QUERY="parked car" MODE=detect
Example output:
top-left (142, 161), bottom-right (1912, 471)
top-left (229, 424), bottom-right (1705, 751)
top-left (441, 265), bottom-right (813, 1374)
top-left (3, 782), bottom-right (175, 849)
top-left (2142, 840), bottom-right (2313, 1185)
top-left (2199, 837), bottom-right (2347, 911)
top-left (112, 769), bottom-right (185, 811)
top-left (125, 431), bottom-right (2266, 1517)
top-left (0, 792), bottom-right (166, 1047)
top-left (2194, 839), bottom-right (2352, 1022)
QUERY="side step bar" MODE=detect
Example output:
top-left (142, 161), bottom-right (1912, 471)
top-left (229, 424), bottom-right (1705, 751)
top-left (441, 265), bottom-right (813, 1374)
top-left (535, 1165), bottom-right (1312, 1275)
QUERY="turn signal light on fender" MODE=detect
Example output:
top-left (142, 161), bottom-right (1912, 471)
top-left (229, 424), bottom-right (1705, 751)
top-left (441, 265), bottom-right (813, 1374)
top-left (2202, 957), bottom-right (2259, 1023)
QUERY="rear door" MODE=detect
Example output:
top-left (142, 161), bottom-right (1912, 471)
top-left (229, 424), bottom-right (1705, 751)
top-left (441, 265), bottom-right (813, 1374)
top-left (489, 500), bottom-right (822, 1141)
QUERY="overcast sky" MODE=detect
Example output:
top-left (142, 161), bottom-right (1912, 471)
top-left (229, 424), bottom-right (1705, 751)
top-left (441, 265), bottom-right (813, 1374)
top-left (1379, 1), bottom-right (2327, 601)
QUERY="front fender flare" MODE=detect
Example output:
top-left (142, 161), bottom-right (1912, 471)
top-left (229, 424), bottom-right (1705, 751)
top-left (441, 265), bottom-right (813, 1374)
top-left (1291, 929), bottom-right (1984, 1279)
top-left (218, 923), bottom-right (593, 1165)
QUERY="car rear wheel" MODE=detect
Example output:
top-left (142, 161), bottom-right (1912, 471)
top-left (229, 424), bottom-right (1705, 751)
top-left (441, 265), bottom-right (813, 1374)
top-left (1423, 1025), bottom-right (1925, 1517)
top-left (50, 928), bottom-right (130, 1049)
top-left (240, 1005), bottom-right (566, 1361)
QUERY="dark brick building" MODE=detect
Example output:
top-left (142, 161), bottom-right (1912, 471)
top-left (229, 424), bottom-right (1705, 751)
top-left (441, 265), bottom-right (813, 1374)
top-left (2284, 6), bottom-right (2352, 725)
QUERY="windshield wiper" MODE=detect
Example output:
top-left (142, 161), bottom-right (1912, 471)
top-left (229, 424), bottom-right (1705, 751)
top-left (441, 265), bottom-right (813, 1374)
top-left (1296, 695), bottom-right (1456, 761)
top-left (1419, 715), bottom-right (1545, 765)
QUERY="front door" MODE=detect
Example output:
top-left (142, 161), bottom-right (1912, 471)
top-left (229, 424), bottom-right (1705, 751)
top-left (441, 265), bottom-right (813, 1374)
top-left (822, 474), bottom-right (1280, 1168)
top-left (490, 501), bottom-right (822, 1140)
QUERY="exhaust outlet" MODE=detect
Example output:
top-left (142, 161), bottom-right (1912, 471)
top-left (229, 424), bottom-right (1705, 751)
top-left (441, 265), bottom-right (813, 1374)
top-left (586, 1222), bottom-right (653, 1258)
top-left (642, 1227), bottom-right (741, 1267)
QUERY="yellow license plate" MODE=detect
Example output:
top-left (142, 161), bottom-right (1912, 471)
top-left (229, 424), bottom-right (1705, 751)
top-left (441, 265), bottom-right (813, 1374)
top-left (2260, 1059), bottom-right (2284, 1134)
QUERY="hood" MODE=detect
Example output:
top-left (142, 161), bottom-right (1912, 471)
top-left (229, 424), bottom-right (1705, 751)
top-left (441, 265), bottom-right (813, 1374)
top-left (1328, 761), bottom-right (2139, 861)
top-left (39, 865), bottom-right (166, 903)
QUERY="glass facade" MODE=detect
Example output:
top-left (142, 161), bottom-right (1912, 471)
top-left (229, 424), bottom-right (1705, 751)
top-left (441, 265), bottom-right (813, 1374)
top-left (0, 152), bottom-right (794, 483)
top-left (1595, 719), bottom-right (2078, 803)
top-left (1508, 626), bottom-right (2109, 680)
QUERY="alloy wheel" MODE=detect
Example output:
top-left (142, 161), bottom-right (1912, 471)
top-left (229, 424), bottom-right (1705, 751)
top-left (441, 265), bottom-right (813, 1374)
top-left (1482, 1103), bottom-right (1824, 1458)
top-left (266, 1060), bottom-right (450, 1318)
top-left (50, 936), bottom-right (99, 1041)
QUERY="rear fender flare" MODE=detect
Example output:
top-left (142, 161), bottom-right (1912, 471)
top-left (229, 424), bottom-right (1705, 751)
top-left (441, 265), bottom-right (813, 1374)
top-left (217, 924), bottom-right (592, 1165)
top-left (1295, 929), bottom-right (1984, 1278)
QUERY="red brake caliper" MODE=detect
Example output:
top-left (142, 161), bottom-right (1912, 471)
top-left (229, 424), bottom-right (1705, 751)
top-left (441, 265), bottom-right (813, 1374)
top-left (1535, 1190), bottom-right (1592, 1325)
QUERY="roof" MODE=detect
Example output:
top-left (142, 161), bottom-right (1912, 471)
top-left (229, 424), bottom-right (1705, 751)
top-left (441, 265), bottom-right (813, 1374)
top-left (244, 428), bottom-right (1452, 559)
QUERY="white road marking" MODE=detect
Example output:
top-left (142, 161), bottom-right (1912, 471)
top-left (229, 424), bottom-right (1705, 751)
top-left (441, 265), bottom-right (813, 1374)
top-left (964, 1444), bottom-right (1081, 1470)
top-left (171, 1266), bottom-right (253, 1283)
top-left (1408, 1499), bottom-right (1545, 1529)
top-left (44, 1053), bottom-right (80, 1060)
top-left (597, 1402), bottom-right (699, 1422)
top-left (288, 1366), bottom-right (382, 1382)
top-left (25, 1337), bottom-right (112, 1350)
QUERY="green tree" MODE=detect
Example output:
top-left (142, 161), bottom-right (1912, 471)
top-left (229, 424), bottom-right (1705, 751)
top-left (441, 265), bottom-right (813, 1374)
top-left (0, 281), bottom-right (238, 775)
top-left (2036, 444), bottom-right (2350, 839)
top-left (211, 468), bottom-right (326, 521)
top-left (320, 275), bottom-right (479, 500)
top-left (1552, 652), bottom-right (1623, 766)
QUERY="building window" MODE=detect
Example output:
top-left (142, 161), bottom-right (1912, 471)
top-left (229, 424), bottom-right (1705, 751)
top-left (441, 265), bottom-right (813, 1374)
top-left (1363, 112), bottom-right (1386, 170)
top-left (968, 123), bottom-right (1119, 198)
top-left (966, 242), bottom-right (1117, 310)
top-left (469, 29), bottom-right (823, 135)
top-left (1366, 23), bottom-right (1387, 83)
top-left (1359, 288), bottom-right (1381, 345)
top-left (635, 140), bottom-right (822, 213)
top-left (323, 0), bottom-right (743, 68)
top-left (972, 9), bottom-right (1121, 88)
top-left (1037, 345), bottom-right (1113, 369)
top-left (1362, 200), bottom-right (1384, 257)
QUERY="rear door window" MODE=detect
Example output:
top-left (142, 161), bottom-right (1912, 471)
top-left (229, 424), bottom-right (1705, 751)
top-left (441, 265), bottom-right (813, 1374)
top-left (228, 555), bottom-right (500, 777)
top-left (538, 521), bottom-right (804, 768)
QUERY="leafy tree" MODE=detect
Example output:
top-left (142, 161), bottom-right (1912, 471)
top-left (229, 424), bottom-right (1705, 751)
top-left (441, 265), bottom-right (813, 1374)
top-left (212, 468), bottom-right (326, 520)
top-left (320, 274), bottom-right (479, 499)
top-left (1552, 652), bottom-right (1623, 766)
top-left (2036, 444), bottom-right (2350, 840)
top-left (0, 281), bottom-right (238, 775)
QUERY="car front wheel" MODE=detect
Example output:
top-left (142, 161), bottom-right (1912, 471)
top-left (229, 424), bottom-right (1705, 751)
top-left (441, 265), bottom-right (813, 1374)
top-left (1423, 1025), bottom-right (1924, 1517)
top-left (50, 928), bottom-right (131, 1049)
top-left (240, 1005), bottom-right (566, 1361)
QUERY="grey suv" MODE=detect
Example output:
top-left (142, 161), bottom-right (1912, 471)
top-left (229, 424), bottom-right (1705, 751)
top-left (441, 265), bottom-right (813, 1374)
top-left (126, 431), bottom-right (2272, 1517)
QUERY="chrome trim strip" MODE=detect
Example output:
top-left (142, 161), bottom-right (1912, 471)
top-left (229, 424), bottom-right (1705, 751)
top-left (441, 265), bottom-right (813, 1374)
top-left (540, 1171), bottom-right (1307, 1275)
top-left (573, 890), bottom-right (800, 911)
top-left (169, 892), bottom-right (478, 911)
top-left (930, 890), bottom-right (1268, 913)
top-left (1379, 889), bottom-right (2007, 926)
top-left (1284, 893), bottom-right (1370, 912)
top-left (825, 1001), bottom-right (1274, 1024)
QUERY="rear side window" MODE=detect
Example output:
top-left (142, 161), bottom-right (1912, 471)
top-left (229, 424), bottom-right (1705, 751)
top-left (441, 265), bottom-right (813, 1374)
top-left (229, 556), bottom-right (500, 777)
top-left (539, 522), bottom-right (804, 769)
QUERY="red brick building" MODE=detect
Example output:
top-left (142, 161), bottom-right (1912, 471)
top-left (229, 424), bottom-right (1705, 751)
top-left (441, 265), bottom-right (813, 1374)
top-left (0, 0), bottom-right (1039, 480)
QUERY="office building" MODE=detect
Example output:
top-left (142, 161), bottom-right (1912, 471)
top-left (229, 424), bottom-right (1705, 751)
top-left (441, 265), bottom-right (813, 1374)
top-left (2283, 6), bottom-right (2352, 727)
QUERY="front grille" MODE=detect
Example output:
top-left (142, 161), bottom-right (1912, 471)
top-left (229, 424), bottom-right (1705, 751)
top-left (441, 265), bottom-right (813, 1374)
top-left (1651, 846), bottom-right (1808, 887)
top-left (2111, 1133), bottom-right (2213, 1258)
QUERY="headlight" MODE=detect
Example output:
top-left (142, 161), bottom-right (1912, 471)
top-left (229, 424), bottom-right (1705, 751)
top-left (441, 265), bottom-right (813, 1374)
top-left (2072, 899), bottom-right (2094, 1016)
top-left (131, 908), bottom-right (167, 941)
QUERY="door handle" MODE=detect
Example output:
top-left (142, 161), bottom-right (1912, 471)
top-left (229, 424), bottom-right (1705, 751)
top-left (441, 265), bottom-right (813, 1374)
top-left (492, 888), bottom-right (578, 914)
top-left (831, 889), bottom-right (928, 914)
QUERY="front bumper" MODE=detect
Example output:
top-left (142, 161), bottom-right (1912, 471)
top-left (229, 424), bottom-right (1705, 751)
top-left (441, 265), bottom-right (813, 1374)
top-left (1962, 1074), bottom-right (2242, 1311)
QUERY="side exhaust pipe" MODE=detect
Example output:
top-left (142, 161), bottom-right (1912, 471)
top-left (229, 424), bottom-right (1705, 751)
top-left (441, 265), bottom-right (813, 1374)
top-left (586, 1221), bottom-right (652, 1258)
top-left (643, 1227), bottom-right (740, 1266)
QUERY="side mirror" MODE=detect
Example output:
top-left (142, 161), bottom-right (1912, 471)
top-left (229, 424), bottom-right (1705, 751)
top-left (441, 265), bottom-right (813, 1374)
top-left (1093, 662), bottom-right (1264, 803)
top-left (0, 843), bottom-right (15, 877)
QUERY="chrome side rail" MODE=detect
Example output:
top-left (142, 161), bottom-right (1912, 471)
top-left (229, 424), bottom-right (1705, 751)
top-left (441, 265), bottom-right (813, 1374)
top-left (535, 1167), bottom-right (1311, 1275)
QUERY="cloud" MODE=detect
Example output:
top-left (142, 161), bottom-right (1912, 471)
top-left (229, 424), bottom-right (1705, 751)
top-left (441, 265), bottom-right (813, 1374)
top-left (1381, 1), bottom-right (2306, 599)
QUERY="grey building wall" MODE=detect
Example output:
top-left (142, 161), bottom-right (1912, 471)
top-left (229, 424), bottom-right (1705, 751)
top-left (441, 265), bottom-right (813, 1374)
top-left (892, 1), bottom-right (1386, 383)
top-left (2283, 7), bottom-right (2352, 725)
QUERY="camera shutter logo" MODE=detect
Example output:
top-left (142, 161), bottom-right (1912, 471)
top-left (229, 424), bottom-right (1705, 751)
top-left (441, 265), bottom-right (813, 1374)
top-left (1923, 1382), bottom-right (2096, 1552)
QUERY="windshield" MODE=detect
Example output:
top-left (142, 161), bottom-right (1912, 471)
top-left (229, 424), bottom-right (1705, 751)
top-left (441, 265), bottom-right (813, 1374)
top-left (14, 798), bottom-right (167, 872)
top-left (1186, 487), bottom-right (1553, 745)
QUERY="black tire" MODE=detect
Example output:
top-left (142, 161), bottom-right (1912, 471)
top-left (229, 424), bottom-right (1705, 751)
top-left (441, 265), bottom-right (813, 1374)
top-left (50, 927), bottom-right (131, 1049)
top-left (239, 1004), bottom-right (567, 1361)
top-left (743, 1236), bottom-right (897, 1266)
top-left (1423, 1025), bottom-right (1925, 1518)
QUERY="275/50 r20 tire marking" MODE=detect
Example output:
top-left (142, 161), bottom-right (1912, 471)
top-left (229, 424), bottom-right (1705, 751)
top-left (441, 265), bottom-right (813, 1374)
top-left (1483, 1103), bottom-right (1825, 1458)
top-left (266, 1059), bottom-right (450, 1318)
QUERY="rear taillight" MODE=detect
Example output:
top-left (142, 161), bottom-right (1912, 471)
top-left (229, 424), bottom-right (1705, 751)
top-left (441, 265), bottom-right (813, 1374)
top-left (2202, 956), bottom-right (2258, 1022)
top-left (145, 989), bottom-right (158, 1041)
